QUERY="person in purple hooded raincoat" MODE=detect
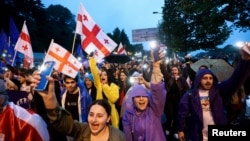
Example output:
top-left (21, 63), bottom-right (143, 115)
top-left (122, 49), bottom-right (167, 141)
top-left (177, 42), bottom-right (250, 141)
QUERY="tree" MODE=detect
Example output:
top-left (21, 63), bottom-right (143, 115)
top-left (0, 1), bottom-right (142, 55)
top-left (160, 0), bottom-right (232, 54)
top-left (120, 29), bottom-right (130, 48)
top-left (107, 27), bottom-right (140, 54)
top-left (36, 4), bottom-right (76, 52)
top-left (0, 0), bottom-right (45, 38)
top-left (219, 0), bottom-right (250, 31)
top-left (0, 1), bottom-right (76, 52)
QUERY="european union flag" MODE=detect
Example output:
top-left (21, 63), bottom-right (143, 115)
top-left (9, 17), bottom-right (22, 66)
top-left (0, 29), bottom-right (15, 66)
top-left (9, 17), bottom-right (19, 48)
top-left (74, 43), bottom-right (87, 63)
top-left (0, 29), bottom-right (9, 55)
top-left (0, 30), bottom-right (10, 73)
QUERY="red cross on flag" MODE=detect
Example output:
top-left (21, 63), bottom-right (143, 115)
top-left (117, 42), bottom-right (127, 55)
top-left (75, 3), bottom-right (117, 62)
top-left (14, 21), bottom-right (34, 68)
top-left (44, 39), bottom-right (82, 78)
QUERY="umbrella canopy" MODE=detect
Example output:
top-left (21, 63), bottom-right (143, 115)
top-left (104, 54), bottom-right (132, 63)
top-left (191, 59), bottom-right (234, 82)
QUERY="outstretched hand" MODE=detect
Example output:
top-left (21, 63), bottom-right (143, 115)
top-left (150, 48), bottom-right (165, 84)
top-left (240, 42), bottom-right (250, 60)
top-left (151, 48), bottom-right (165, 65)
top-left (31, 70), bottom-right (58, 109)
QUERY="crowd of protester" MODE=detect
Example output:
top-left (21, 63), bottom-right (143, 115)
top-left (0, 43), bottom-right (250, 141)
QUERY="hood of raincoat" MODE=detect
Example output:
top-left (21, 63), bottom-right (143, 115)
top-left (193, 69), bottom-right (218, 90)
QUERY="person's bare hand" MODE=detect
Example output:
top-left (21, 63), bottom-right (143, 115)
top-left (240, 42), bottom-right (250, 60)
top-left (31, 70), bottom-right (58, 109)
top-left (151, 49), bottom-right (165, 66)
top-left (137, 75), bottom-right (145, 84)
top-left (178, 131), bottom-right (185, 141)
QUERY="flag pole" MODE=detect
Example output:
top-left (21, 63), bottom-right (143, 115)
top-left (71, 32), bottom-right (77, 54)
top-left (42, 39), bottom-right (54, 66)
top-left (48, 38), bottom-right (54, 52)
top-left (11, 50), bottom-right (17, 66)
top-left (9, 35), bottom-right (16, 66)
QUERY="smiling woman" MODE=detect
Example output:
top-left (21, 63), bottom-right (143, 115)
top-left (31, 69), bottom-right (126, 140)
top-left (48, 99), bottom-right (126, 141)
top-left (121, 50), bottom-right (167, 141)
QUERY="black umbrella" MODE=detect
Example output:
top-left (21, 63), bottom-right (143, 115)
top-left (104, 54), bottom-right (132, 63)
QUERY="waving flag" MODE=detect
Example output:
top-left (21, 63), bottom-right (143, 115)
top-left (0, 30), bottom-right (15, 65)
top-left (9, 17), bottom-right (19, 47)
top-left (44, 39), bottom-right (82, 78)
top-left (0, 30), bottom-right (9, 56)
top-left (0, 30), bottom-right (9, 73)
top-left (75, 3), bottom-right (117, 62)
top-left (0, 102), bottom-right (50, 141)
top-left (74, 43), bottom-right (86, 60)
top-left (9, 17), bottom-right (21, 66)
top-left (14, 21), bottom-right (34, 68)
top-left (117, 42), bottom-right (127, 55)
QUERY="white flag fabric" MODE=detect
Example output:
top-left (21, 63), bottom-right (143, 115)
top-left (0, 102), bottom-right (50, 141)
top-left (14, 21), bottom-right (34, 67)
top-left (75, 3), bottom-right (117, 62)
top-left (44, 40), bottom-right (82, 78)
top-left (117, 42), bottom-right (127, 55)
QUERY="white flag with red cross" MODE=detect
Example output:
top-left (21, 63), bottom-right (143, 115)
top-left (75, 2), bottom-right (117, 62)
top-left (117, 42), bottom-right (127, 55)
top-left (44, 39), bottom-right (82, 78)
top-left (14, 21), bottom-right (34, 68)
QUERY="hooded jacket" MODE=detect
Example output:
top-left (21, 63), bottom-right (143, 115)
top-left (61, 85), bottom-right (92, 123)
top-left (178, 58), bottom-right (250, 141)
top-left (122, 82), bottom-right (166, 141)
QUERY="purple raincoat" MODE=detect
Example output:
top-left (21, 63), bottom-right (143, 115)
top-left (178, 59), bottom-right (250, 141)
top-left (122, 82), bottom-right (167, 141)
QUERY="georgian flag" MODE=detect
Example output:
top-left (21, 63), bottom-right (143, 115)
top-left (14, 21), bottom-right (34, 68)
top-left (44, 39), bottom-right (82, 78)
top-left (0, 102), bottom-right (49, 141)
top-left (75, 2), bottom-right (117, 62)
top-left (117, 42), bottom-right (127, 55)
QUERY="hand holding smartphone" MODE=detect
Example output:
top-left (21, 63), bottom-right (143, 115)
top-left (35, 61), bottom-right (55, 91)
top-left (153, 46), bottom-right (161, 62)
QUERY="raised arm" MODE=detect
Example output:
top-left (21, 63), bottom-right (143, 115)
top-left (149, 49), bottom-right (166, 116)
top-left (31, 71), bottom-right (86, 136)
top-left (219, 42), bottom-right (250, 99)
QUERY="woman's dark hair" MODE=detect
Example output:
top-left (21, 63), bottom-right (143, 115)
top-left (88, 99), bottom-right (111, 116)
top-left (100, 68), bottom-right (116, 85)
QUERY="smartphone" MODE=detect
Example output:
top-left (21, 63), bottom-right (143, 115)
top-left (35, 61), bottom-right (56, 91)
top-left (153, 47), bottom-right (161, 61)
top-left (129, 77), bottom-right (138, 84)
